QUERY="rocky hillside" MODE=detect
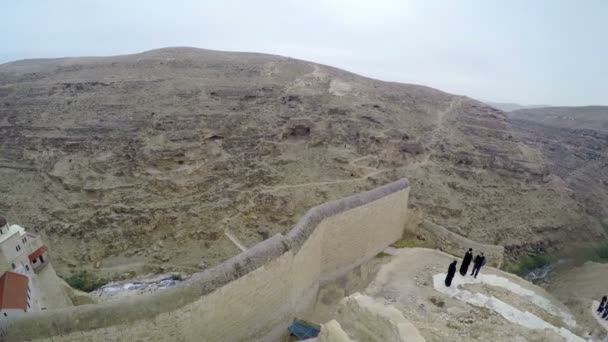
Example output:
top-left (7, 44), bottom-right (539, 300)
top-left (0, 48), bottom-right (604, 279)
top-left (508, 106), bottom-right (608, 224)
top-left (485, 102), bottom-right (548, 112)
top-left (510, 106), bottom-right (608, 132)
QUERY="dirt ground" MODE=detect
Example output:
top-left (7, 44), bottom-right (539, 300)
top-left (543, 261), bottom-right (608, 337)
top-left (356, 248), bottom-right (594, 341)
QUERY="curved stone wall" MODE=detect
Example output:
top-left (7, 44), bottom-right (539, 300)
top-left (5, 179), bottom-right (410, 342)
top-left (421, 220), bottom-right (504, 268)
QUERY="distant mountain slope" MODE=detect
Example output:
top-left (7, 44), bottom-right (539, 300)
top-left (485, 102), bottom-right (548, 112)
top-left (509, 106), bottom-right (608, 132)
top-left (0, 48), bottom-right (603, 279)
top-left (509, 106), bottom-right (608, 224)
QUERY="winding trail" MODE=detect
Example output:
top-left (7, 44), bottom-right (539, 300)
top-left (416, 97), bottom-right (463, 167)
top-left (222, 154), bottom-right (388, 250)
top-left (258, 155), bottom-right (386, 194)
top-left (223, 98), bottom-right (463, 251)
top-left (224, 229), bottom-right (248, 252)
top-left (349, 155), bottom-right (377, 170)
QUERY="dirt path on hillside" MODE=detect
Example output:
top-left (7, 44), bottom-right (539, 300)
top-left (222, 99), bottom-right (464, 251)
top-left (417, 97), bottom-right (463, 168)
top-left (222, 154), bottom-right (390, 250)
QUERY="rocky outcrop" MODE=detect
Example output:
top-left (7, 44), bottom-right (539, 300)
top-left (399, 141), bottom-right (425, 155)
top-left (335, 293), bottom-right (426, 342)
top-left (316, 320), bottom-right (354, 342)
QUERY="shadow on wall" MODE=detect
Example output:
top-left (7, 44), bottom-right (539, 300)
top-left (5, 179), bottom-right (410, 342)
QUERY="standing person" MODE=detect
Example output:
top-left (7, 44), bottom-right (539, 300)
top-left (459, 248), bottom-right (473, 276)
top-left (445, 260), bottom-right (458, 287)
top-left (470, 253), bottom-right (486, 278)
top-left (598, 296), bottom-right (607, 313)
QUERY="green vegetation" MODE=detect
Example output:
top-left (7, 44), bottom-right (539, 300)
top-left (503, 254), bottom-right (554, 277)
top-left (390, 230), bottom-right (434, 249)
top-left (375, 251), bottom-right (391, 258)
top-left (588, 243), bottom-right (608, 262)
top-left (504, 242), bottom-right (608, 277)
top-left (65, 271), bottom-right (106, 292)
top-left (559, 242), bottom-right (608, 264)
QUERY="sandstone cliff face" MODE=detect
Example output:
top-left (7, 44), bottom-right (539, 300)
top-left (509, 107), bottom-right (608, 228)
top-left (0, 48), bottom-right (602, 278)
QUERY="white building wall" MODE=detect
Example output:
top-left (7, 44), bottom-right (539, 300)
top-left (0, 309), bottom-right (26, 329)
top-left (0, 225), bottom-right (28, 264)
top-left (0, 223), bottom-right (43, 316)
top-left (25, 274), bottom-right (41, 312)
top-left (0, 225), bottom-right (42, 275)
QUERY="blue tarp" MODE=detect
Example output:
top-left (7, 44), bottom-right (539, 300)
top-left (288, 320), bottom-right (320, 340)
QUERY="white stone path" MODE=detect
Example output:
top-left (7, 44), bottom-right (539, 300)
top-left (224, 229), bottom-right (247, 252)
top-left (591, 301), bottom-right (608, 331)
top-left (433, 273), bottom-right (587, 342)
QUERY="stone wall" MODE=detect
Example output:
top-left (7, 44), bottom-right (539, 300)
top-left (421, 220), bottom-right (504, 268)
top-left (5, 179), bottom-right (410, 342)
top-left (335, 293), bottom-right (426, 342)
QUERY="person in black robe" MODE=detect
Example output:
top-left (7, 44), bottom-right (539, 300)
top-left (459, 248), bottom-right (473, 276)
top-left (445, 260), bottom-right (458, 287)
top-left (603, 305), bottom-right (608, 319)
top-left (598, 296), bottom-right (607, 313)
top-left (470, 253), bottom-right (486, 278)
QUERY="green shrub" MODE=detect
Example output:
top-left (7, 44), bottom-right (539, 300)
top-left (375, 251), bottom-right (391, 258)
top-left (65, 271), bottom-right (106, 292)
top-left (391, 231), bottom-right (433, 249)
top-left (504, 254), bottom-right (553, 276)
top-left (592, 244), bottom-right (608, 261)
top-left (565, 243), bottom-right (608, 263)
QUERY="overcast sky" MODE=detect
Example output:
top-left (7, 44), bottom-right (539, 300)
top-left (1, 0), bottom-right (606, 106)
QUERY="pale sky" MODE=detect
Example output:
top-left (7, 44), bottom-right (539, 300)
top-left (1, 0), bottom-right (606, 106)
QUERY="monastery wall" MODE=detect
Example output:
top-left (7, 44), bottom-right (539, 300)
top-left (5, 179), bottom-right (410, 342)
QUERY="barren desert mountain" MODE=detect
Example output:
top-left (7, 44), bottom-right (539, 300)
top-left (485, 102), bottom-right (548, 112)
top-left (0, 47), bottom-right (604, 281)
top-left (509, 106), bottom-right (608, 222)
top-left (510, 106), bottom-right (608, 132)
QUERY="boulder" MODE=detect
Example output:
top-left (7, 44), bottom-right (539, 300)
top-left (399, 141), bottom-right (425, 155)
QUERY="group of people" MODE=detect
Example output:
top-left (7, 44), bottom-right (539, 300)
top-left (444, 248), bottom-right (487, 287)
top-left (597, 296), bottom-right (608, 319)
